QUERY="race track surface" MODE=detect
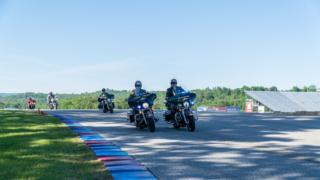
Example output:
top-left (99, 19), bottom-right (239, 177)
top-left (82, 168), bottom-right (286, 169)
top-left (46, 110), bottom-right (320, 180)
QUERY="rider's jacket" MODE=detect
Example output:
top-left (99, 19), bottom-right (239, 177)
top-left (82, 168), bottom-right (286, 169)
top-left (128, 89), bottom-right (147, 107)
top-left (47, 95), bottom-right (55, 103)
top-left (130, 89), bottom-right (147, 98)
top-left (98, 92), bottom-right (110, 101)
top-left (165, 86), bottom-right (185, 108)
top-left (166, 86), bottom-right (184, 99)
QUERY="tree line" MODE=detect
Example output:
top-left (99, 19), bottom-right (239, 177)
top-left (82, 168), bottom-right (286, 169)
top-left (0, 85), bottom-right (317, 110)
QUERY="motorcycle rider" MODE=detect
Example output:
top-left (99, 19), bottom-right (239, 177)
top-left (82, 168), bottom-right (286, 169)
top-left (26, 97), bottom-right (36, 109)
top-left (98, 88), bottom-right (113, 109)
top-left (98, 88), bottom-right (110, 102)
top-left (129, 81), bottom-right (147, 98)
top-left (47, 92), bottom-right (56, 104)
top-left (165, 79), bottom-right (185, 121)
top-left (127, 81), bottom-right (147, 122)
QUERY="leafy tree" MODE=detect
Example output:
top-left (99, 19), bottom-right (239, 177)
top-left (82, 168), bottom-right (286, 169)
top-left (291, 86), bottom-right (301, 92)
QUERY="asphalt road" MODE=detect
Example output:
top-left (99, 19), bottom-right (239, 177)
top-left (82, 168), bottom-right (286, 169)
top-left (46, 110), bottom-right (320, 180)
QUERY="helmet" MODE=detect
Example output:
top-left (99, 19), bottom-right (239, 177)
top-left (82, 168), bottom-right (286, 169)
top-left (170, 79), bottom-right (177, 85)
top-left (49, 92), bottom-right (53, 95)
top-left (102, 88), bottom-right (106, 92)
top-left (135, 81), bottom-right (142, 87)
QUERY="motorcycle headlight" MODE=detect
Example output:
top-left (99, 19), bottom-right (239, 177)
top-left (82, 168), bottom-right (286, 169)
top-left (183, 101), bottom-right (190, 108)
top-left (143, 102), bottom-right (149, 109)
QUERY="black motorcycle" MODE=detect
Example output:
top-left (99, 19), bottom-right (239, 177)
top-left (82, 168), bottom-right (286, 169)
top-left (98, 94), bottom-right (115, 113)
top-left (49, 97), bottom-right (58, 110)
top-left (128, 93), bottom-right (157, 132)
top-left (165, 91), bottom-right (197, 132)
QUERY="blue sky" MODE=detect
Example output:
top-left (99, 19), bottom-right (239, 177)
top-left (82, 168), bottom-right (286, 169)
top-left (0, 0), bottom-right (320, 93)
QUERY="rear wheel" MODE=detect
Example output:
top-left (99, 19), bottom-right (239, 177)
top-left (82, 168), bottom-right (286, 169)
top-left (173, 123), bottom-right (180, 129)
top-left (187, 116), bottom-right (195, 132)
top-left (147, 118), bottom-right (156, 132)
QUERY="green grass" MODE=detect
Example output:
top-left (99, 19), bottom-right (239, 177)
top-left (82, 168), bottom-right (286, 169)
top-left (0, 110), bottom-right (112, 180)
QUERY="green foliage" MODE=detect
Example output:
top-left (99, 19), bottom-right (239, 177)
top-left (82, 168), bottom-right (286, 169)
top-left (290, 85), bottom-right (317, 92)
top-left (0, 85), bottom-right (317, 110)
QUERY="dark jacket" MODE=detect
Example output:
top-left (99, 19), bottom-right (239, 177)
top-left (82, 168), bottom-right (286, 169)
top-left (166, 86), bottom-right (184, 99)
top-left (99, 92), bottom-right (110, 97)
top-left (128, 89), bottom-right (147, 107)
top-left (166, 86), bottom-right (184, 108)
top-left (98, 92), bottom-right (110, 101)
top-left (129, 89), bottom-right (147, 98)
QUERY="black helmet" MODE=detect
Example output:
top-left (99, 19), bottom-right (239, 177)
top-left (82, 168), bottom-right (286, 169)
top-left (135, 81), bottom-right (142, 87)
top-left (102, 88), bottom-right (106, 92)
top-left (170, 79), bottom-right (177, 85)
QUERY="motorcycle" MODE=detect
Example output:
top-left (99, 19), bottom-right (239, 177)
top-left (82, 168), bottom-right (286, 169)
top-left (165, 91), bottom-right (197, 132)
top-left (49, 97), bottom-right (58, 110)
top-left (127, 93), bottom-right (157, 132)
top-left (99, 94), bottom-right (115, 113)
top-left (27, 100), bottom-right (36, 110)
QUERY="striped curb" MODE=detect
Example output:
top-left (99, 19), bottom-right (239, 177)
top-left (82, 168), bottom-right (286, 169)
top-left (52, 114), bottom-right (157, 180)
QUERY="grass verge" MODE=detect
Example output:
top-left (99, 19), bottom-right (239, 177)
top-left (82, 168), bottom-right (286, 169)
top-left (0, 110), bottom-right (112, 180)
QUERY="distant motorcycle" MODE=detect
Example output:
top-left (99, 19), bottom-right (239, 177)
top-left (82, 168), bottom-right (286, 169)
top-left (165, 91), bottom-right (197, 132)
top-left (98, 94), bottom-right (115, 113)
top-left (127, 93), bottom-right (157, 132)
top-left (27, 99), bottom-right (36, 110)
top-left (48, 97), bottom-right (58, 110)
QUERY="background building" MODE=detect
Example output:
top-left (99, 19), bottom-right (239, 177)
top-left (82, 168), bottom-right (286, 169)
top-left (245, 91), bottom-right (320, 114)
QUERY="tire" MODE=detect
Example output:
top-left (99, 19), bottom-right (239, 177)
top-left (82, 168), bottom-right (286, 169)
top-left (109, 108), bottom-right (114, 113)
top-left (173, 112), bottom-right (181, 129)
top-left (187, 116), bottom-right (195, 132)
top-left (147, 118), bottom-right (156, 132)
top-left (103, 108), bottom-right (107, 113)
top-left (173, 122), bottom-right (180, 129)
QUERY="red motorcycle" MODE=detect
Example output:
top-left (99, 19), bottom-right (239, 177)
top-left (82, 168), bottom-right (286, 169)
top-left (27, 98), bottom-right (36, 110)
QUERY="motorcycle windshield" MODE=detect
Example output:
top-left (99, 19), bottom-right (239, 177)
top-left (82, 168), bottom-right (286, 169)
top-left (107, 94), bottom-right (114, 99)
top-left (128, 93), bottom-right (157, 107)
top-left (168, 92), bottom-right (196, 104)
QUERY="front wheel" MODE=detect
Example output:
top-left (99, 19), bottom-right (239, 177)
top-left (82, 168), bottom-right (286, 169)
top-left (187, 116), bottom-right (195, 132)
top-left (109, 108), bottom-right (114, 113)
top-left (173, 123), bottom-right (180, 129)
top-left (147, 118), bottom-right (156, 132)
